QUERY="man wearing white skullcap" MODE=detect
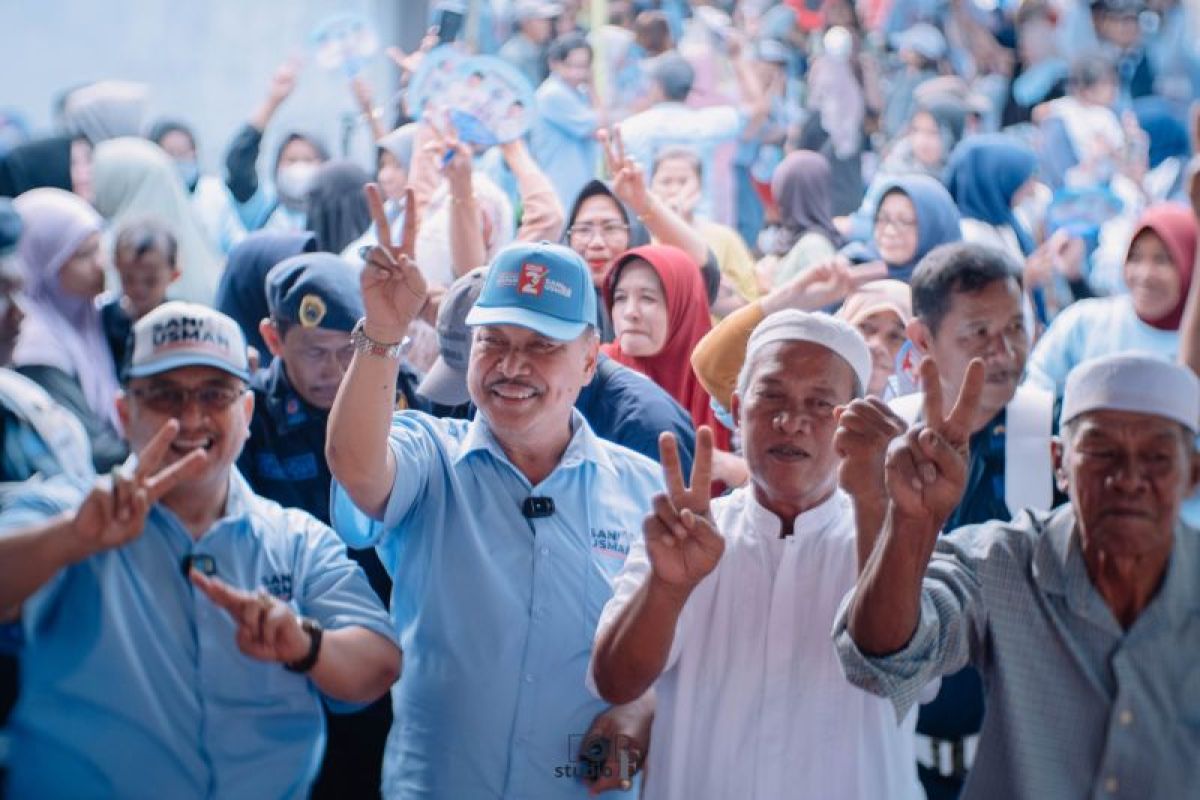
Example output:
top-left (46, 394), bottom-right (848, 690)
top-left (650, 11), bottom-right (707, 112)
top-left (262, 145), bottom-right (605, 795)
top-left (591, 311), bottom-right (924, 800)
top-left (834, 352), bottom-right (1200, 799)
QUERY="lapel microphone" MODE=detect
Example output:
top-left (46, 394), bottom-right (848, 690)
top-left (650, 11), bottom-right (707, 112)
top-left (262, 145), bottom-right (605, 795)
top-left (522, 496), bottom-right (555, 519)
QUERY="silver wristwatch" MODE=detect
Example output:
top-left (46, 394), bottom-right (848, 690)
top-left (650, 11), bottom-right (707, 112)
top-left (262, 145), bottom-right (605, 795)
top-left (350, 319), bottom-right (410, 360)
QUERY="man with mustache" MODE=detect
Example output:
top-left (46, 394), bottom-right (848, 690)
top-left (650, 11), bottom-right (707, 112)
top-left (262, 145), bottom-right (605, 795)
top-left (835, 352), bottom-right (1200, 798)
top-left (891, 241), bottom-right (1062, 793)
top-left (589, 310), bottom-right (925, 799)
top-left (0, 302), bottom-right (400, 798)
top-left (325, 186), bottom-right (662, 798)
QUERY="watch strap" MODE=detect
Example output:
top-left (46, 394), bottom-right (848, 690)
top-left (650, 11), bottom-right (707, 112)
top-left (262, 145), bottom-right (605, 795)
top-left (284, 617), bottom-right (323, 673)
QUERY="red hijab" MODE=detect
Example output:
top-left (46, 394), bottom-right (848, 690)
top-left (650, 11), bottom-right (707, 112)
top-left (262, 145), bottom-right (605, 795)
top-left (1127, 203), bottom-right (1197, 330)
top-left (602, 245), bottom-right (729, 449)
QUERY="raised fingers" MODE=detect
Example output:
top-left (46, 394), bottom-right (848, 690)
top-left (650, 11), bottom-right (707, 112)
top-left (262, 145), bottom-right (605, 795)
top-left (944, 359), bottom-right (985, 439)
top-left (689, 426), bottom-right (714, 505)
top-left (365, 183), bottom-right (392, 251)
top-left (399, 187), bottom-right (418, 259)
top-left (919, 357), bottom-right (945, 428)
top-left (132, 419), bottom-right (181, 481)
top-left (658, 432), bottom-right (687, 506)
top-left (190, 570), bottom-right (250, 616)
top-left (144, 448), bottom-right (208, 504)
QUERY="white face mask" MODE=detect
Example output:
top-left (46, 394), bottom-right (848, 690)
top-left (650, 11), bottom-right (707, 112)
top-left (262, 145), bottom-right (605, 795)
top-left (276, 161), bottom-right (319, 205)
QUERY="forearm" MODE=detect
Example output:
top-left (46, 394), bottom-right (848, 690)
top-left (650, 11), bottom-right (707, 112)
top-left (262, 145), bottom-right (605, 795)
top-left (846, 508), bottom-right (937, 656)
top-left (507, 145), bottom-right (565, 242)
top-left (639, 194), bottom-right (708, 267)
top-left (852, 496), bottom-right (889, 573)
top-left (309, 627), bottom-right (402, 703)
top-left (326, 342), bottom-right (404, 520)
top-left (0, 512), bottom-right (82, 611)
top-left (248, 96), bottom-right (283, 137)
top-left (592, 578), bottom-right (689, 705)
top-left (225, 123), bottom-right (264, 202)
top-left (448, 192), bottom-right (488, 277)
top-left (408, 124), bottom-right (442, 218)
top-left (1180, 248), bottom-right (1200, 376)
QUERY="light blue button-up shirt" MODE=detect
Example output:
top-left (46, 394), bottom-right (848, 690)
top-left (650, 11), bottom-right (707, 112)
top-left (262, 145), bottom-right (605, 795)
top-left (331, 409), bottom-right (662, 799)
top-left (531, 75), bottom-right (599, 210)
top-left (3, 471), bottom-right (395, 800)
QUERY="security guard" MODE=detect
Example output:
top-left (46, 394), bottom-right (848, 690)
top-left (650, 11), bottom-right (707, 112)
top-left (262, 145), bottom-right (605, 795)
top-left (238, 252), bottom-right (421, 800)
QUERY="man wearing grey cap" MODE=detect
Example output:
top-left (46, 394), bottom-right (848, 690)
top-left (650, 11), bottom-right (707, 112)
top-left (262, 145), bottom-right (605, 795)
top-left (0, 301), bottom-right (400, 798)
top-left (328, 208), bottom-right (663, 797)
top-left (590, 310), bottom-right (922, 799)
top-left (834, 352), bottom-right (1200, 798)
top-left (499, 0), bottom-right (563, 87)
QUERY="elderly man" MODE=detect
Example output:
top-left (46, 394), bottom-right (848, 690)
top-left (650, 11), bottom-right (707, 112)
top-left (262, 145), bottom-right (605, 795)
top-left (0, 302), bottom-right (400, 798)
top-left (835, 352), bottom-right (1200, 798)
top-left (326, 187), bottom-right (662, 798)
top-left (590, 310), bottom-right (922, 800)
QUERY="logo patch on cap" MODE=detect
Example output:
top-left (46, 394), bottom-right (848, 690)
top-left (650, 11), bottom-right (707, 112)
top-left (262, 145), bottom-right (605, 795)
top-left (518, 263), bottom-right (548, 296)
top-left (299, 294), bottom-right (327, 328)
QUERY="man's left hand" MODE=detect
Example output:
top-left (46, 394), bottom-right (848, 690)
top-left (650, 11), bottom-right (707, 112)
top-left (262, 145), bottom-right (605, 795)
top-left (190, 571), bottom-right (311, 664)
top-left (579, 696), bottom-right (652, 795)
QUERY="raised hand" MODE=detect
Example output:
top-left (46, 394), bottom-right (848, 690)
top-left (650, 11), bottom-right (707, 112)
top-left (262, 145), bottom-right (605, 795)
top-left (267, 58), bottom-right (301, 106)
top-left (427, 118), bottom-right (473, 198)
top-left (834, 397), bottom-right (908, 501)
top-left (644, 428), bottom-right (723, 592)
top-left (884, 358), bottom-right (984, 525)
top-left (763, 258), bottom-right (886, 315)
top-left (190, 571), bottom-right (312, 665)
top-left (361, 183), bottom-right (427, 341)
top-left (70, 419), bottom-right (207, 559)
top-left (599, 127), bottom-right (650, 217)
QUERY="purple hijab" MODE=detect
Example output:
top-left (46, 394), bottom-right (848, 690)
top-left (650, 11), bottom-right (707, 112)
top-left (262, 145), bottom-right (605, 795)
top-left (771, 150), bottom-right (843, 249)
top-left (13, 188), bottom-right (121, 428)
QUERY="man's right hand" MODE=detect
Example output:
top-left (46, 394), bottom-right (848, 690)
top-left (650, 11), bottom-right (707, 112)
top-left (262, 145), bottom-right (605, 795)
top-left (884, 358), bottom-right (983, 528)
top-left (361, 184), bottom-right (426, 342)
top-left (70, 419), bottom-right (207, 560)
top-left (645, 428), bottom-right (723, 593)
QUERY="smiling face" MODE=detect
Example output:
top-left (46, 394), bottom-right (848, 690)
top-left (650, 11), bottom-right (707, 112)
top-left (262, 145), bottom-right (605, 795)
top-left (874, 191), bottom-right (920, 267)
top-left (911, 277), bottom-right (1027, 430)
top-left (611, 260), bottom-right (669, 357)
top-left (466, 323), bottom-right (599, 448)
top-left (118, 365), bottom-right (253, 501)
top-left (570, 194), bottom-right (631, 285)
top-left (733, 340), bottom-right (855, 520)
top-left (1057, 410), bottom-right (1199, 560)
top-left (1124, 229), bottom-right (1182, 323)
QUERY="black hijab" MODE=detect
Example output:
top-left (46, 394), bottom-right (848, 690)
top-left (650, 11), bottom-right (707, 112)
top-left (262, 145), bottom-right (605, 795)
top-left (0, 136), bottom-right (75, 197)
top-left (306, 160), bottom-right (373, 255)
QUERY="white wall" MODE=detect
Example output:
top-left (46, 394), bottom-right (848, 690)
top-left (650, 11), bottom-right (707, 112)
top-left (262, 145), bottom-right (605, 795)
top-left (0, 0), bottom-right (431, 173)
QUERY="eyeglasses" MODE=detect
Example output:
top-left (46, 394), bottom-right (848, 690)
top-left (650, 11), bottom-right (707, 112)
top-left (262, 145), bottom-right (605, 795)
top-left (875, 215), bottom-right (918, 232)
top-left (568, 222), bottom-right (630, 244)
top-left (131, 383), bottom-right (246, 414)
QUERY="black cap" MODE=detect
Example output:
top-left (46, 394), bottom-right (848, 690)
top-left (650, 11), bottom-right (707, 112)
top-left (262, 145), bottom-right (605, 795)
top-left (265, 253), bottom-right (363, 332)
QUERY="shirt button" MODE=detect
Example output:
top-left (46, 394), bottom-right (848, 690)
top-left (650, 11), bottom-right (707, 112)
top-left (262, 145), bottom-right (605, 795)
top-left (1105, 776), bottom-right (1119, 793)
top-left (540, 546), bottom-right (549, 556)
top-left (524, 673), bottom-right (534, 684)
top-left (1118, 709), bottom-right (1133, 726)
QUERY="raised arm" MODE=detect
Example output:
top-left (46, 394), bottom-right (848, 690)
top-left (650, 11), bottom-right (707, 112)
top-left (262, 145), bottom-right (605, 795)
top-left (501, 137), bottom-right (566, 242)
top-left (1182, 131), bottom-right (1200, 375)
top-left (592, 430), bottom-right (721, 704)
top-left (226, 60), bottom-right (300, 202)
top-left (326, 186), bottom-right (426, 519)
top-left (0, 420), bottom-right (205, 612)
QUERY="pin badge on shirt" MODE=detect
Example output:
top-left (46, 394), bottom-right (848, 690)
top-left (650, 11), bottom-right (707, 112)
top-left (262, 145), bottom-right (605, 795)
top-left (299, 294), bottom-right (327, 328)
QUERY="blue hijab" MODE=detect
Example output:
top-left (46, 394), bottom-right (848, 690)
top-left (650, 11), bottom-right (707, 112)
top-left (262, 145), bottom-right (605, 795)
top-left (215, 230), bottom-right (317, 367)
top-left (844, 174), bottom-right (962, 282)
top-left (1134, 97), bottom-right (1189, 170)
top-left (944, 134), bottom-right (1037, 254)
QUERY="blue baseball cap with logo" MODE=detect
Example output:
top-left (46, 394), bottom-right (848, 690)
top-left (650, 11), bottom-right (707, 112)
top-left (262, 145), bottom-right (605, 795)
top-left (464, 241), bottom-right (597, 341)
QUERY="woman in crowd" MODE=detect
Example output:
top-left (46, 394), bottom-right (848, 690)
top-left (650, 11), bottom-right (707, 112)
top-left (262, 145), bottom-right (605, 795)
top-left (306, 160), bottom-right (373, 255)
top-left (1027, 203), bottom-right (1196, 394)
top-left (944, 133), bottom-right (1039, 261)
top-left (11, 188), bottom-right (126, 471)
top-left (760, 150), bottom-right (844, 290)
top-left (0, 135), bottom-right (93, 203)
top-left (92, 137), bottom-right (223, 305)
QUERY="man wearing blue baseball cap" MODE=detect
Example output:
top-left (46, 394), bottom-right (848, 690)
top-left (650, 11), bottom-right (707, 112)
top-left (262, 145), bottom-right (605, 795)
top-left (0, 301), bottom-right (400, 798)
top-left (328, 224), bottom-right (667, 797)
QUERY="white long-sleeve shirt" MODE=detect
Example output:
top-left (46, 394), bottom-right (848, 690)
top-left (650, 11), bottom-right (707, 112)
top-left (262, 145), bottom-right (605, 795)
top-left (591, 486), bottom-right (923, 800)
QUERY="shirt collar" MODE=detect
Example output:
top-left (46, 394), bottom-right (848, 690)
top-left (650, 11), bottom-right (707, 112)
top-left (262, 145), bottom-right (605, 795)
top-left (454, 408), bottom-right (615, 477)
top-left (741, 484), bottom-right (848, 540)
top-left (149, 468), bottom-right (257, 543)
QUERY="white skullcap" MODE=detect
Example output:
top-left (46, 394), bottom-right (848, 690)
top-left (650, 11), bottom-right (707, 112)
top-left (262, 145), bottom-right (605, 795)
top-left (1062, 353), bottom-right (1200, 433)
top-left (823, 26), bottom-right (853, 60)
top-left (741, 309), bottom-right (872, 398)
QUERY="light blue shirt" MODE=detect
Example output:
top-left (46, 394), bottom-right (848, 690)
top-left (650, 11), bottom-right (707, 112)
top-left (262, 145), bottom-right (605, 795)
top-left (531, 75), bottom-right (599, 210)
top-left (331, 409), bottom-right (662, 799)
top-left (1026, 295), bottom-right (1179, 396)
top-left (3, 471), bottom-right (394, 800)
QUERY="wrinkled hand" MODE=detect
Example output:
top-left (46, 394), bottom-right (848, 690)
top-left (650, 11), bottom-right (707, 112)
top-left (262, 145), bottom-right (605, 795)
top-left (71, 419), bottom-right (207, 559)
top-left (599, 127), bottom-right (650, 217)
top-left (190, 571), bottom-right (311, 664)
top-left (834, 398), bottom-right (908, 502)
top-left (579, 699), bottom-right (651, 795)
top-left (884, 358), bottom-right (983, 524)
top-left (645, 428), bottom-right (723, 593)
top-left (361, 183), bottom-right (426, 341)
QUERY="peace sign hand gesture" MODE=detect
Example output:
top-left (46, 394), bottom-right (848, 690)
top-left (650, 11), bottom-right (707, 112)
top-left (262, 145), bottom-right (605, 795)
top-left (884, 358), bottom-right (984, 527)
top-left (598, 127), bottom-right (651, 218)
top-left (361, 183), bottom-right (427, 342)
top-left (70, 419), bottom-right (208, 560)
top-left (644, 427), bottom-right (724, 595)
top-left (189, 571), bottom-right (312, 665)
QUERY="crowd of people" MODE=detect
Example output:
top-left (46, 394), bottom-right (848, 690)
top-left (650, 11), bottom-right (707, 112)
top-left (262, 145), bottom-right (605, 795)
top-left (1, 0), bottom-right (1199, 798)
